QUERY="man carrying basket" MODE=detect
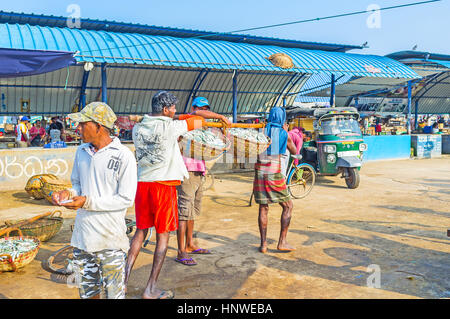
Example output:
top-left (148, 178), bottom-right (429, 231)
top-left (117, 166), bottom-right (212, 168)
top-left (125, 91), bottom-right (207, 299)
top-left (175, 96), bottom-right (231, 266)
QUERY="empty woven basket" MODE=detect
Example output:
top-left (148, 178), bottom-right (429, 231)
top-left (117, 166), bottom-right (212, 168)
top-left (266, 53), bottom-right (294, 69)
top-left (25, 174), bottom-right (59, 199)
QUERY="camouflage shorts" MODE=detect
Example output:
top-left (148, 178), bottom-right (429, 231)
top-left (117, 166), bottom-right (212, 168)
top-left (72, 248), bottom-right (126, 299)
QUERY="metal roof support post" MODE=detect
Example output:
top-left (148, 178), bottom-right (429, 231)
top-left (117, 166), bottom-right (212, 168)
top-left (273, 73), bottom-right (298, 107)
top-left (280, 74), bottom-right (307, 100)
top-left (330, 74), bottom-right (335, 107)
top-left (78, 70), bottom-right (90, 111)
top-left (101, 63), bottom-right (107, 103)
top-left (407, 80), bottom-right (412, 135)
top-left (183, 69), bottom-right (209, 113)
top-left (414, 100), bottom-right (419, 130)
top-left (232, 70), bottom-right (238, 123)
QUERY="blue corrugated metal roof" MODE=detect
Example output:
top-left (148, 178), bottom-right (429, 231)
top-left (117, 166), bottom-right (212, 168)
top-left (0, 22), bottom-right (419, 79)
top-left (0, 11), bottom-right (363, 52)
top-left (428, 59), bottom-right (450, 69)
top-left (384, 51), bottom-right (450, 114)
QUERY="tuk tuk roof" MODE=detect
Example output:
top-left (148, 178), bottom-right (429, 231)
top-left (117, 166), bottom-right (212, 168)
top-left (285, 106), bottom-right (359, 119)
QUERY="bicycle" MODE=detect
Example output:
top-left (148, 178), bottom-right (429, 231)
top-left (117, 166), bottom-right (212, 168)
top-left (285, 154), bottom-right (316, 199)
top-left (248, 154), bottom-right (316, 206)
top-left (47, 219), bottom-right (153, 277)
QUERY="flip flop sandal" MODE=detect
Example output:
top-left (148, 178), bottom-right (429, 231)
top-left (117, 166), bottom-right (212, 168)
top-left (189, 248), bottom-right (211, 254)
top-left (174, 257), bottom-right (197, 266)
top-left (157, 290), bottom-right (174, 299)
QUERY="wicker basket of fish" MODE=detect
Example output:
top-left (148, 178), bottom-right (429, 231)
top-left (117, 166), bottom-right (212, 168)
top-left (25, 174), bottom-right (59, 199)
top-left (227, 128), bottom-right (271, 160)
top-left (179, 128), bottom-right (230, 161)
top-left (4, 211), bottom-right (63, 242)
top-left (0, 228), bottom-right (40, 272)
top-left (42, 180), bottom-right (72, 204)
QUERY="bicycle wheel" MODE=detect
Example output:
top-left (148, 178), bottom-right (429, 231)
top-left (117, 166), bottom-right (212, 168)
top-left (46, 245), bottom-right (74, 275)
top-left (287, 163), bottom-right (316, 199)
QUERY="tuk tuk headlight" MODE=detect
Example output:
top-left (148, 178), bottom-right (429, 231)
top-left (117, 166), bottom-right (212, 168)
top-left (359, 143), bottom-right (368, 152)
top-left (327, 154), bottom-right (336, 163)
top-left (323, 145), bottom-right (336, 153)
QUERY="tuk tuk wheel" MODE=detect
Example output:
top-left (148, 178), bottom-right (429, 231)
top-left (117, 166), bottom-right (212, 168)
top-left (345, 168), bottom-right (360, 189)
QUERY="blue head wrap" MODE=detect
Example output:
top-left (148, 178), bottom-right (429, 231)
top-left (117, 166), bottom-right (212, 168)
top-left (265, 107), bottom-right (287, 156)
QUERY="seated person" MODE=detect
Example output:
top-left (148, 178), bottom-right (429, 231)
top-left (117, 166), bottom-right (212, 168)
top-left (29, 120), bottom-right (46, 146)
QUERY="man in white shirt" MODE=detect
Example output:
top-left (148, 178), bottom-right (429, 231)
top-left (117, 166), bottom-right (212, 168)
top-left (51, 102), bottom-right (137, 299)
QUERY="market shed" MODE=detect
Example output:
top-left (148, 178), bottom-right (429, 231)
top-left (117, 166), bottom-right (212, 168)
top-left (385, 51), bottom-right (450, 116)
top-left (302, 51), bottom-right (450, 118)
top-left (0, 12), bottom-right (419, 121)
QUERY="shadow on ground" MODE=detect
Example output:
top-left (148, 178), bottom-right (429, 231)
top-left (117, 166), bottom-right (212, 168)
top-left (11, 192), bottom-right (52, 206)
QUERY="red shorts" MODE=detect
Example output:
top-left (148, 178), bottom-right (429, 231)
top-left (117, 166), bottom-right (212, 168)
top-left (135, 181), bottom-right (179, 234)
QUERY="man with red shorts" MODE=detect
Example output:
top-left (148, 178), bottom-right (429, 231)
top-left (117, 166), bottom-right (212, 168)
top-left (125, 91), bottom-right (206, 299)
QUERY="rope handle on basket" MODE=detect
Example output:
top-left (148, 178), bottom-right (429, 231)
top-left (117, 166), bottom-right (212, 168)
top-left (5, 227), bottom-right (23, 239)
top-left (49, 210), bottom-right (63, 218)
top-left (0, 253), bottom-right (16, 271)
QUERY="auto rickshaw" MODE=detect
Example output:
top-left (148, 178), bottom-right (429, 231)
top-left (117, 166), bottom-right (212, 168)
top-left (286, 106), bottom-right (367, 189)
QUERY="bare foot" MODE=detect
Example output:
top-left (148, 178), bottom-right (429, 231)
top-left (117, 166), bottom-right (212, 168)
top-left (277, 243), bottom-right (296, 251)
top-left (259, 244), bottom-right (268, 253)
top-left (142, 287), bottom-right (174, 299)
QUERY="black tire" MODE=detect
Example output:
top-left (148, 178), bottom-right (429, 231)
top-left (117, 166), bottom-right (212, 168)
top-left (345, 168), bottom-right (360, 189)
top-left (287, 164), bottom-right (316, 199)
top-left (46, 245), bottom-right (74, 275)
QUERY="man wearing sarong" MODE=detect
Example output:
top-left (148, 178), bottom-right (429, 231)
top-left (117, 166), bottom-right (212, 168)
top-left (253, 107), bottom-right (297, 253)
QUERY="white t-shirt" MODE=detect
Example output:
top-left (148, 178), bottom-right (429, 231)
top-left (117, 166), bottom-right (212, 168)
top-left (132, 115), bottom-right (189, 182)
top-left (69, 137), bottom-right (137, 253)
top-left (49, 129), bottom-right (61, 142)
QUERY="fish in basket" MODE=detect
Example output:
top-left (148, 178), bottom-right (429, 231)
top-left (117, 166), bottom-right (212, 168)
top-left (25, 174), bottom-right (59, 199)
top-left (179, 128), bottom-right (231, 161)
top-left (227, 128), bottom-right (271, 160)
top-left (0, 228), bottom-right (40, 272)
top-left (42, 180), bottom-right (72, 204)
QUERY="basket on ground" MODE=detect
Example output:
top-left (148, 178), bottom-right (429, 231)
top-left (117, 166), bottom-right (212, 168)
top-left (42, 180), bottom-right (72, 204)
top-left (25, 174), bottom-right (59, 199)
top-left (4, 211), bottom-right (63, 242)
top-left (0, 228), bottom-right (40, 272)
top-left (178, 129), bottom-right (231, 161)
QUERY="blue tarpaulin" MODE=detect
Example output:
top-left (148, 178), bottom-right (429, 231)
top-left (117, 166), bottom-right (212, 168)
top-left (0, 48), bottom-right (76, 78)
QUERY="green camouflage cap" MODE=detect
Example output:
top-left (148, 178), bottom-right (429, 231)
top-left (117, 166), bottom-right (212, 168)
top-left (68, 102), bottom-right (117, 129)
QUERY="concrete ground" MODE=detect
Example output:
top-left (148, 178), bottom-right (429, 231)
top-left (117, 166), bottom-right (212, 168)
top-left (0, 156), bottom-right (449, 299)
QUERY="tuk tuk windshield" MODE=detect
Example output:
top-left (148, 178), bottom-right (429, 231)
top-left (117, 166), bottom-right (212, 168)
top-left (319, 115), bottom-right (361, 136)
